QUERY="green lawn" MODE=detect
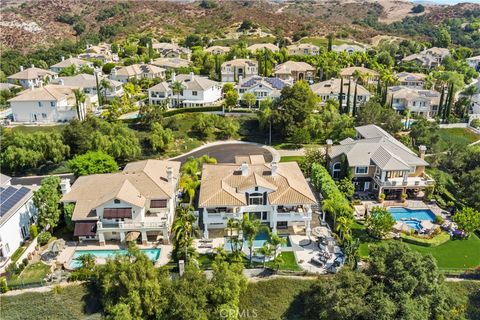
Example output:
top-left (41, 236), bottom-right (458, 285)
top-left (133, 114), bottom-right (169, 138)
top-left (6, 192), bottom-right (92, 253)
top-left (352, 222), bottom-right (480, 271)
top-left (408, 233), bottom-right (480, 270)
top-left (8, 262), bottom-right (51, 287)
top-left (10, 125), bottom-right (65, 134)
top-left (280, 156), bottom-right (305, 163)
top-left (239, 278), bottom-right (316, 320)
top-left (199, 251), bottom-right (302, 271)
top-left (437, 128), bottom-right (480, 151)
top-left (1, 283), bottom-right (101, 320)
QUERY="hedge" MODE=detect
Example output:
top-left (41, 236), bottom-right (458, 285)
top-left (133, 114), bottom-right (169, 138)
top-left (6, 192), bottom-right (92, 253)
top-left (162, 106), bottom-right (223, 117)
top-left (10, 246), bottom-right (26, 263)
top-left (401, 232), bottom-right (450, 247)
top-left (311, 163), bottom-right (350, 207)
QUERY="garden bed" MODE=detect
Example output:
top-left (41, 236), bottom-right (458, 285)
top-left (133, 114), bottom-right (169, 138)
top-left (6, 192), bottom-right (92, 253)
top-left (400, 232), bottom-right (450, 247)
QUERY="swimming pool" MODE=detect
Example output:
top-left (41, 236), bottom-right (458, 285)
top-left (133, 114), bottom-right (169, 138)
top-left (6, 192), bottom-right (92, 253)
top-left (404, 220), bottom-right (423, 230)
top-left (388, 207), bottom-right (436, 222)
top-left (69, 248), bottom-right (161, 269)
top-left (224, 231), bottom-right (291, 251)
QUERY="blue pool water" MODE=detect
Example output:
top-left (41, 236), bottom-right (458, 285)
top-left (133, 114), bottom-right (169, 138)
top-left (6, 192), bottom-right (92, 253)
top-left (69, 248), bottom-right (161, 269)
top-left (404, 220), bottom-right (423, 230)
top-left (224, 231), bottom-right (291, 251)
top-left (388, 207), bottom-right (436, 222)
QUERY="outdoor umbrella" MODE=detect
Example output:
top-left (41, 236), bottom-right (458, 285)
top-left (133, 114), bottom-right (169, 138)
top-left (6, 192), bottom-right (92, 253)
top-left (48, 239), bottom-right (66, 254)
top-left (126, 231), bottom-right (141, 242)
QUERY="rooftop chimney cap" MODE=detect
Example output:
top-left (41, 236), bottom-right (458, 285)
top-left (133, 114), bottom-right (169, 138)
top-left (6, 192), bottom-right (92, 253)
top-left (189, 72), bottom-right (194, 81)
top-left (326, 139), bottom-right (333, 145)
top-left (20, 65), bottom-right (24, 71)
top-left (271, 161), bottom-right (278, 176)
top-left (419, 145), bottom-right (427, 152)
top-left (61, 56), bottom-right (65, 61)
top-left (31, 64), bottom-right (35, 68)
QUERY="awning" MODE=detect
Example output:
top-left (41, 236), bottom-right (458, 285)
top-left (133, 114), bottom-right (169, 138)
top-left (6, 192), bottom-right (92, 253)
top-left (74, 222), bottom-right (97, 237)
top-left (103, 208), bottom-right (132, 219)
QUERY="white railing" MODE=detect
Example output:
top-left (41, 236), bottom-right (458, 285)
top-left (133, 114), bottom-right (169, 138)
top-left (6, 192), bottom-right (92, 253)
top-left (97, 221), bottom-right (166, 230)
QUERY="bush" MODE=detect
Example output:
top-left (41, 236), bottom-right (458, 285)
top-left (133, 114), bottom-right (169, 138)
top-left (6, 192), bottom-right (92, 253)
top-left (0, 278), bottom-right (8, 293)
top-left (435, 215), bottom-right (445, 225)
top-left (400, 232), bottom-right (450, 247)
top-left (22, 258), bottom-right (28, 267)
top-left (470, 118), bottom-right (480, 129)
top-left (38, 231), bottom-right (52, 246)
top-left (29, 224), bottom-right (38, 238)
top-left (162, 106), bottom-right (222, 117)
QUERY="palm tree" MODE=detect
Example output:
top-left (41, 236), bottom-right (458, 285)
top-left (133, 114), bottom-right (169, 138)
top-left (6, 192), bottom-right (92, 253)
top-left (267, 232), bottom-right (286, 260)
top-left (179, 174), bottom-right (200, 204)
top-left (73, 88), bottom-right (86, 121)
top-left (171, 81), bottom-right (183, 108)
top-left (227, 218), bottom-right (243, 254)
top-left (256, 243), bottom-right (274, 269)
top-left (242, 213), bottom-right (263, 265)
top-left (172, 206), bottom-right (197, 263)
top-left (336, 216), bottom-right (353, 241)
top-left (100, 79), bottom-right (113, 104)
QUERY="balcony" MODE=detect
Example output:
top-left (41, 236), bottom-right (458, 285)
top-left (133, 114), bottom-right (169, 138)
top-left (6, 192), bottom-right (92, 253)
top-left (97, 220), bottom-right (167, 231)
top-left (275, 205), bottom-right (311, 221)
top-left (374, 173), bottom-right (434, 188)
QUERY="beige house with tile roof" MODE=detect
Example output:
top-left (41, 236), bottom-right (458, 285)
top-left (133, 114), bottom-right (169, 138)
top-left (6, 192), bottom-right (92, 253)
top-left (247, 43), bottom-right (280, 53)
top-left (388, 86), bottom-right (440, 118)
top-left (221, 59), bottom-right (259, 82)
top-left (310, 78), bottom-right (370, 111)
top-left (287, 43), bottom-right (320, 56)
top-left (339, 66), bottom-right (379, 85)
top-left (205, 46), bottom-right (231, 55)
top-left (61, 160), bottom-right (180, 245)
top-left (110, 64), bottom-right (166, 83)
top-left (7, 65), bottom-right (58, 89)
top-left (50, 56), bottom-right (93, 73)
top-left (8, 85), bottom-right (86, 123)
top-left (396, 72), bottom-right (427, 89)
top-left (273, 61), bottom-right (315, 82)
top-left (326, 125), bottom-right (434, 199)
top-left (152, 42), bottom-right (191, 58)
top-left (198, 155), bottom-right (316, 237)
top-left (151, 57), bottom-right (191, 70)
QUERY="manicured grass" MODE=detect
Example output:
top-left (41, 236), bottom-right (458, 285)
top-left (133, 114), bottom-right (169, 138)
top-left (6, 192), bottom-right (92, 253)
top-left (1, 283), bottom-right (101, 320)
top-left (8, 262), bottom-right (51, 286)
top-left (239, 278), bottom-right (316, 320)
top-left (9, 246), bottom-right (26, 263)
top-left (10, 125), bottom-right (65, 134)
top-left (401, 232), bottom-right (450, 247)
top-left (437, 128), bottom-right (480, 151)
top-left (280, 156), bottom-right (305, 163)
top-left (408, 233), bottom-right (480, 270)
top-left (199, 252), bottom-right (302, 271)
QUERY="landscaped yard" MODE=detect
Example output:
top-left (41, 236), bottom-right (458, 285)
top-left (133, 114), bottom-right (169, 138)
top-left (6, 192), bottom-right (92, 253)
top-left (437, 128), bottom-right (480, 151)
top-left (280, 156), bottom-right (305, 163)
top-left (352, 222), bottom-right (480, 272)
top-left (7, 262), bottom-right (51, 287)
top-left (198, 251), bottom-right (302, 271)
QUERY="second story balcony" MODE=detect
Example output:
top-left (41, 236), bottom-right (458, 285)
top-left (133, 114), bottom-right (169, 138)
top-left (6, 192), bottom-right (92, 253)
top-left (374, 172), bottom-right (434, 188)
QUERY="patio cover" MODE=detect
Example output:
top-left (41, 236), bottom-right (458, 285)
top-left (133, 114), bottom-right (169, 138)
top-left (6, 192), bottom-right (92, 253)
top-left (74, 222), bottom-right (97, 236)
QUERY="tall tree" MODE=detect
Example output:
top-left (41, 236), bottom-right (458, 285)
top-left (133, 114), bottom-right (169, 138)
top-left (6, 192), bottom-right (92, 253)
top-left (73, 88), bottom-right (86, 121)
top-left (33, 176), bottom-right (62, 230)
top-left (352, 82), bottom-right (358, 117)
top-left (338, 77), bottom-right (344, 113)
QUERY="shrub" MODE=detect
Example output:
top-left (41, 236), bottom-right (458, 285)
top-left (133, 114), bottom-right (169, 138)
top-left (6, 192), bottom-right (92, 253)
top-left (435, 215), bottom-right (445, 225)
top-left (38, 231), bottom-right (52, 246)
top-left (470, 118), bottom-right (480, 129)
top-left (29, 224), bottom-right (38, 238)
top-left (0, 278), bottom-right (8, 293)
top-left (22, 258), bottom-right (28, 267)
top-left (10, 246), bottom-right (25, 263)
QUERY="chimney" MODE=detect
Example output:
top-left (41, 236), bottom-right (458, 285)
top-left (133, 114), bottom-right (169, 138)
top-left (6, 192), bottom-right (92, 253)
top-left (31, 64), bottom-right (35, 68)
top-left (150, 59), bottom-right (153, 64)
top-left (189, 72), bottom-right (194, 81)
top-left (271, 162), bottom-right (278, 176)
top-left (419, 145), bottom-right (426, 160)
top-left (246, 55), bottom-right (249, 60)
top-left (240, 162), bottom-right (249, 176)
top-left (61, 56), bottom-right (65, 61)
top-left (20, 65), bottom-right (24, 71)
top-left (58, 79), bottom-right (64, 86)
top-left (326, 139), bottom-right (333, 158)
top-left (166, 166), bottom-right (173, 183)
top-left (171, 72), bottom-right (176, 82)
top-left (60, 178), bottom-right (71, 195)
top-left (239, 75), bottom-right (243, 83)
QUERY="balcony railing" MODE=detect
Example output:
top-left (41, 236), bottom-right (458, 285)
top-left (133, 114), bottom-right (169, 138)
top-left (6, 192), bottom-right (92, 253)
top-left (97, 220), bottom-right (167, 230)
top-left (374, 173), bottom-right (434, 187)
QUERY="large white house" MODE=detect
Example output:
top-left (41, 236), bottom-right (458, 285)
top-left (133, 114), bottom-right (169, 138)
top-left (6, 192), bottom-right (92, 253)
top-left (247, 43), bottom-right (280, 53)
top-left (78, 43), bottom-right (119, 63)
top-left (51, 73), bottom-right (124, 104)
top-left (310, 78), bottom-right (370, 110)
top-left (467, 55), bottom-right (480, 71)
top-left (7, 65), bottom-right (58, 89)
top-left (237, 76), bottom-right (291, 107)
top-left (148, 73), bottom-right (222, 107)
top-left (8, 85), bottom-right (87, 123)
top-left (0, 174), bottom-right (38, 270)
top-left (396, 72), bottom-right (427, 89)
top-left (198, 155), bottom-right (317, 237)
top-left (61, 160), bottom-right (181, 245)
top-left (221, 59), bottom-right (258, 82)
top-left (110, 64), bottom-right (166, 83)
top-left (50, 56), bottom-right (93, 73)
top-left (388, 86), bottom-right (440, 118)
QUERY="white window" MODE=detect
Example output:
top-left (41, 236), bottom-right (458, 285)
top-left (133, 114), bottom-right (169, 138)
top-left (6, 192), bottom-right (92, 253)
top-left (373, 184), bottom-right (378, 190)
top-left (355, 166), bottom-right (368, 174)
top-left (248, 192), bottom-right (264, 205)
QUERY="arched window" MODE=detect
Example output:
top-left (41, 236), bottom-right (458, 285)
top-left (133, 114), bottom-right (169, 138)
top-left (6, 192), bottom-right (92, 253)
top-left (332, 162), bottom-right (342, 179)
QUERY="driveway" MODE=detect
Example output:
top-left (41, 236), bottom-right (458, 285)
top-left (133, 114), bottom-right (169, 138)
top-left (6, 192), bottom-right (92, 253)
top-left (171, 141), bottom-right (277, 164)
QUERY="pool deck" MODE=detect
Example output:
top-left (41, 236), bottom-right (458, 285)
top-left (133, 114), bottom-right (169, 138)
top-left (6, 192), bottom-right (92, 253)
top-left (56, 242), bottom-right (172, 269)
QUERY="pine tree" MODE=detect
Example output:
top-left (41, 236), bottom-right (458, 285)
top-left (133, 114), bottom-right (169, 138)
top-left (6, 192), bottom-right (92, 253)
top-left (346, 78), bottom-right (352, 114)
top-left (438, 85), bottom-right (445, 121)
top-left (352, 82), bottom-right (358, 117)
